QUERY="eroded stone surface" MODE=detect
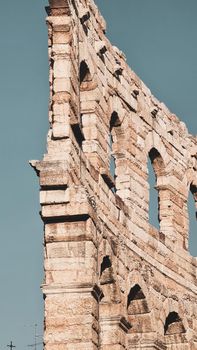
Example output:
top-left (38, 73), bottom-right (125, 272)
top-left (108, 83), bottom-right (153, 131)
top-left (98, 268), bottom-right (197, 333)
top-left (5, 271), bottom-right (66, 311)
top-left (31, 0), bottom-right (197, 349)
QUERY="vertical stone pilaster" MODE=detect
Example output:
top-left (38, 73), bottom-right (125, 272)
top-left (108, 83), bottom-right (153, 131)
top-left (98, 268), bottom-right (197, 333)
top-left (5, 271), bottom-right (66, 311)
top-left (99, 304), bottom-right (131, 349)
top-left (45, 0), bottom-right (81, 161)
top-left (43, 284), bottom-right (102, 350)
top-left (41, 212), bottom-right (101, 349)
top-left (157, 185), bottom-right (177, 244)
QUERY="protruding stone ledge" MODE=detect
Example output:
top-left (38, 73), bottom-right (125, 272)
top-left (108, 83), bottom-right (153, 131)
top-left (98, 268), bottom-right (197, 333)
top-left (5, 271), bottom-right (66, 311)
top-left (128, 335), bottom-right (167, 350)
top-left (100, 316), bottom-right (131, 333)
top-left (91, 284), bottom-right (104, 302)
top-left (40, 188), bottom-right (70, 205)
top-left (40, 187), bottom-right (97, 223)
top-left (42, 282), bottom-right (102, 296)
top-left (100, 310), bottom-right (131, 349)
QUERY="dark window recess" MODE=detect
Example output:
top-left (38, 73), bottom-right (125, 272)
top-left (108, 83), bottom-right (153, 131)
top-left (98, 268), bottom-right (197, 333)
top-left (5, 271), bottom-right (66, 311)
top-left (80, 11), bottom-right (90, 25)
top-left (164, 312), bottom-right (185, 335)
top-left (127, 284), bottom-right (145, 308)
top-left (110, 112), bottom-right (121, 130)
top-left (80, 61), bottom-right (91, 84)
top-left (132, 90), bottom-right (139, 99)
top-left (97, 46), bottom-right (107, 63)
top-left (151, 108), bottom-right (158, 117)
top-left (100, 169), bottom-right (115, 190)
top-left (71, 124), bottom-right (85, 147)
top-left (100, 256), bottom-right (112, 276)
top-left (149, 148), bottom-right (165, 176)
top-left (114, 67), bottom-right (123, 81)
top-left (100, 255), bottom-right (114, 285)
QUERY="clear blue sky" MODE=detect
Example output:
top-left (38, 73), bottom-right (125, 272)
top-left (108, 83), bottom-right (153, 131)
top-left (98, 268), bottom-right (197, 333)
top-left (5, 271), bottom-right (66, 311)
top-left (0, 0), bottom-right (196, 348)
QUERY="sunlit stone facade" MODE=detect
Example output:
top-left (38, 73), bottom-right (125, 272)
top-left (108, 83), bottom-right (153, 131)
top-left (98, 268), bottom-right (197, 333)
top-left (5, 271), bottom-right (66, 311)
top-left (31, 0), bottom-right (197, 348)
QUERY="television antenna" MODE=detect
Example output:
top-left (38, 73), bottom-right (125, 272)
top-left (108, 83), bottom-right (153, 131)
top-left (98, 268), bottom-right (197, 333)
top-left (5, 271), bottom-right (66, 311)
top-left (7, 341), bottom-right (16, 350)
top-left (27, 324), bottom-right (42, 350)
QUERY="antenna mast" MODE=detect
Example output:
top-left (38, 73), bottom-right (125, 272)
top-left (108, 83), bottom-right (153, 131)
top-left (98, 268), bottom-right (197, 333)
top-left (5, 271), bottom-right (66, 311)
top-left (27, 324), bottom-right (42, 350)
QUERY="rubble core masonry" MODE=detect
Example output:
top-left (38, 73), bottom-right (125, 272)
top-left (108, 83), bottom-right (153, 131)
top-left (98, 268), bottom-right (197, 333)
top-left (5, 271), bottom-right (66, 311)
top-left (30, 0), bottom-right (197, 349)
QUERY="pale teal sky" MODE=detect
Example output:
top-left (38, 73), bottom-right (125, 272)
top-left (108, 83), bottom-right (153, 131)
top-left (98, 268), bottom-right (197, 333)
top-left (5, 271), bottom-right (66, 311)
top-left (0, 0), bottom-right (196, 348)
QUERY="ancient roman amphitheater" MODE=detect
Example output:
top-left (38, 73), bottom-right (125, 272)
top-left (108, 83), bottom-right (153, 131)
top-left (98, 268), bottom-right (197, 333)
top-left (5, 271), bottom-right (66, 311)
top-left (31, 0), bottom-right (197, 348)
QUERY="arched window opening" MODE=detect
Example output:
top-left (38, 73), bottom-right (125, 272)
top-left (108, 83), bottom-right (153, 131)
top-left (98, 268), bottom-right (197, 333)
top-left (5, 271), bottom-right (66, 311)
top-left (127, 285), bottom-right (152, 334)
top-left (110, 111), bottom-right (121, 130)
top-left (100, 256), bottom-right (114, 285)
top-left (188, 184), bottom-right (197, 256)
top-left (148, 155), bottom-right (159, 229)
top-left (148, 148), bottom-right (165, 230)
top-left (127, 284), bottom-right (149, 315)
top-left (79, 61), bottom-right (92, 90)
top-left (109, 112), bottom-right (121, 181)
top-left (164, 312), bottom-right (185, 335)
top-left (109, 132), bottom-right (116, 179)
top-left (149, 148), bottom-right (165, 177)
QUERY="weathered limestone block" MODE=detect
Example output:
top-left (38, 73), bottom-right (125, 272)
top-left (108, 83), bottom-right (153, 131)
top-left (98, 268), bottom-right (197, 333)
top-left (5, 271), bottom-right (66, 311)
top-left (44, 291), bottom-right (99, 349)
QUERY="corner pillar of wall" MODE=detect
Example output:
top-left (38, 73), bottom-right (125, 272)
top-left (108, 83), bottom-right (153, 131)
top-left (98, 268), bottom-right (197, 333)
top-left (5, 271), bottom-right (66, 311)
top-left (40, 180), bottom-right (101, 350)
top-left (43, 284), bottom-right (103, 350)
top-left (45, 2), bottom-right (82, 161)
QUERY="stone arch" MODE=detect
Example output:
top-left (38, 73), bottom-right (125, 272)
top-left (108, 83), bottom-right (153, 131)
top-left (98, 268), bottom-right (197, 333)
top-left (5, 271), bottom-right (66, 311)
top-left (186, 168), bottom-right (197, 215)
top-left (105, 110), bottom-right (124, 191)
top-left (184, 168), bottom-right (197, 190)
top-left (126, 272), bottom-right (156, 335)
top-left (98, 237), bottom-right (120, 304)
top-left (147, 147), bottom-right (166, 231)
top-left (161, 298), bottom-right (189, 339)
top-left (110, 111), bottom-right (121, 131)
top-left (109, 111), bottom-right (121, 175)
top-left (182, 169), bottom-right (197, 253)
top-left (149, 147), bottom-right (166, 177)
top-left (107, 96), bottom-right (131, 196)
top-left (147, 147), bottom-right (167, 231)
top-left (126, 271), bottom-right (153, 309)
top-left (188, 183), bottom-right (197, 255)
top-left (143, 131), bottom-right (171, 173)
top-left (79, 59), bottom-right (97, 91)
top-left (79, 60), bottom-right (92, 91)
top-left (142, 132), bottom-right (184, 239)
top-left (164, 311), bottom-right (185, 335)
top-left (79, 58), bottom-right (101, 166)
top-left (127, 284), bottom-right (149, 315)
top-left (109, 95), bottom-right (125, 125)
top-left (190, 183), bottom-right (197, 205)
